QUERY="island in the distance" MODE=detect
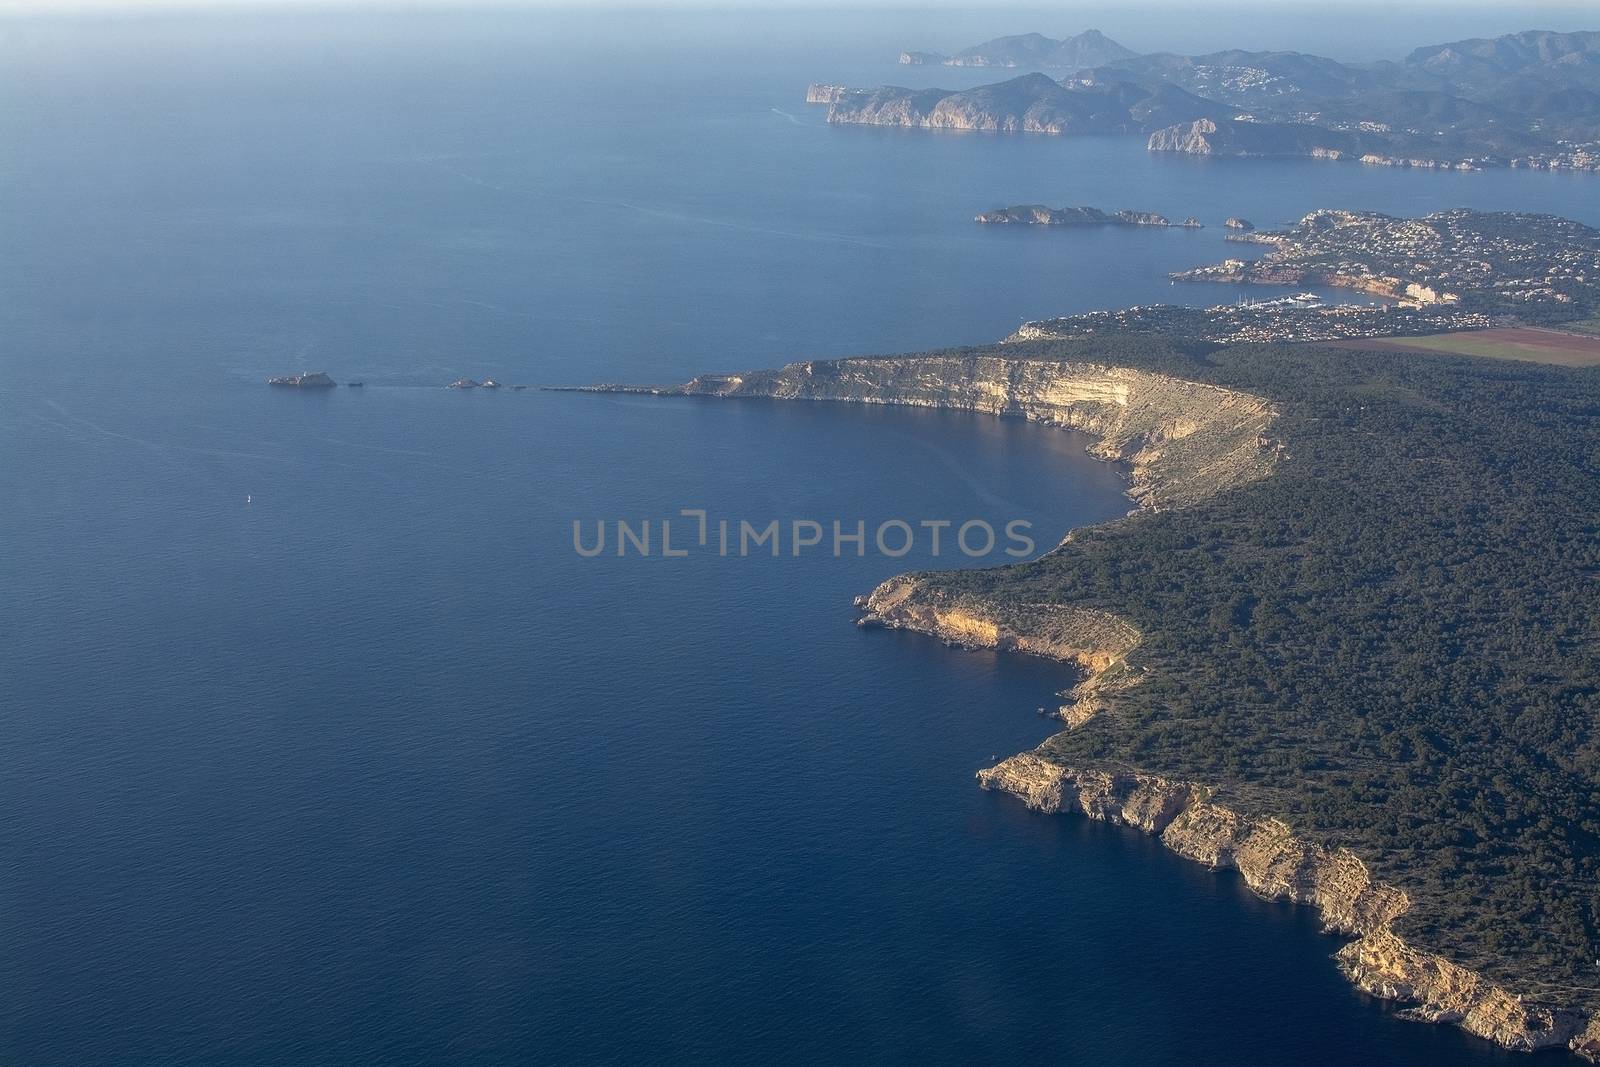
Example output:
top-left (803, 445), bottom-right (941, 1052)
top-left (577, 207), bottom-right (1600, 1060)
top-left (267, 371), bottom-right (336, 388)
top-left (810, 28), bottom-right (1600, 172)
top-left (974, 204), bottom-right (1196, 227)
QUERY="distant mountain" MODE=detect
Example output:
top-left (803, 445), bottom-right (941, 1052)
top-left (824, 27), bottom-right (1600, 171)
top-left (1403, 29), bottom-right (1600, 80)
top-left (899, 30), bottom-right (1136, 72)
top-left (1087, 48), bottom-right (1371, 108)
top-left (1127, 81), bottom-right (1236, 128)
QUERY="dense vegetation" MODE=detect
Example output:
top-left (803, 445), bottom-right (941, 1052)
top-left (906, 333), bottom-right (1600, 1004)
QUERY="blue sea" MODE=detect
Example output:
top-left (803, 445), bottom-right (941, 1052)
top-left (3, 9), bottom-right (1597, 1065)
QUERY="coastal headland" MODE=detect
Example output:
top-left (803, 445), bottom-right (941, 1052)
top-left (583, 209), bottom-right (1600, 1058)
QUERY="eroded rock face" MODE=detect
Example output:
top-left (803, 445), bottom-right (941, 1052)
top-left (976, 755), bottom-right (1189, 829)
top-left (1337, 931), bottom-right (1586, 1052)
top-left (861, 568), bottom-right (1137, 653)
top-left (805, 83), bottom-right (847, 104)
top-left (978, 754), bottom-right (1596, 1056)
top-left (665, 355), bottom-right (1279, 512)
top-left (614, 348), bottom-right (1600, 1056)
top-left (975, 205), bottom-right (1111, 225)
top-left (1148, 117), bottom-right (1221, 153)
top-left (826, 74), bottom-right (1112, 135)
top-left (1113, 209), bottom-right (1170, 227)
top-left (1147, 117), bottom-right (1355, 159)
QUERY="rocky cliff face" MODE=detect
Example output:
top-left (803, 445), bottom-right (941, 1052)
top-left (607, 348), bottom-right (1600, 1056)
top-left (975, 204), bottom-right (1112, 225)
top-left (1147, 117), bottom-right (1223, 153)
top-left (662, 355), bottom-right (1278, 512)
top-left (827, 75), bottom-right (1087, 134)
top-left (856, 574), bottom-right (1142, 725)
top-left (663, 353), bottom-right (1274, 725)
top-left (1147, 117), bottom-right (1358, 159)
top-left (1113, 209), bottom-right (1170, 227)
top-left (976, 754), bottom-right (1589, 1054)
top-left (805, 83), bottom-right (846, 104)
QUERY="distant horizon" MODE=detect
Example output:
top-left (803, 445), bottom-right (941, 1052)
top-left (3, 0), bottom-right (1597, 13)
top-left (5, 1), bottom-right (1592, 71)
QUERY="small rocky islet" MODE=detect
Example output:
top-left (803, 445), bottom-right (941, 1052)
top-left (267, 373), bottom-right (528, 390)
top-left (973, 204), bottom-right (1206, 228)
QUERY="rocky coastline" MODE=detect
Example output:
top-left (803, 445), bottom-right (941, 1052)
top-left (593, 346), bottom-right (1600, 1058)
top-left (972, 756), bottom-right (1587, 1053)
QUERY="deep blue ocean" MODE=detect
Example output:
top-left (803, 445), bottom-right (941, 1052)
top-left (3, 8), bottom-right (1598, 1065)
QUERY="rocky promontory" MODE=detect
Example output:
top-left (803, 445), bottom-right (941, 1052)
top-left (619, 354), bottom-right (1279, 512)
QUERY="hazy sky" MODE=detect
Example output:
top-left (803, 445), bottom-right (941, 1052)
top-left (5, 0), bottom-right (1597, 10)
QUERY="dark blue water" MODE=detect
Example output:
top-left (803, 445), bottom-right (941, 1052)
top-left (2, 10), bottom-right (1593, 1065)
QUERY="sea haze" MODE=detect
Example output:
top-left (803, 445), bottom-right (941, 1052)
top-left (0, 9), bottom-right (1592, 1065)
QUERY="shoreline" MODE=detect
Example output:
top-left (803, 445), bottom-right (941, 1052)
top-left (595, 350), bottom-right (1600, 1060)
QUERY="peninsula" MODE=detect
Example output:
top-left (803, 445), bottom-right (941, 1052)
top-left (586, 208), bottom-right (1600, 1058)
top-left (810, 28), bottom-right (1600, 172)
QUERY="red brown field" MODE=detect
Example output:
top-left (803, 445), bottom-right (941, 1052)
top-left (1326, 327), bottom-right (1600, 367)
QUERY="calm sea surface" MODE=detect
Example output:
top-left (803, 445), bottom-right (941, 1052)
top-left (2, 9), bottom-right (1595, 1065)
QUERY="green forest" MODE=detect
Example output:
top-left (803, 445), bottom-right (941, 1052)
top-left (900, 332), bottom-right (1600, 1003)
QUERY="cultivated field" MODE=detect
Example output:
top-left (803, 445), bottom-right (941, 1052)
top-left (1329, 327), bottom-right (1600, 367)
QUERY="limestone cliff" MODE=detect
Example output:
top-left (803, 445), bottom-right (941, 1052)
top-left (974, 755), bottom-right (1589, 1054)
top-left (591, 348), bottom-right (1599, 1056)
top-left (805, 83), bottom-right (846, 105)
top-left (1147, 117), bottom-right (1359, 159)
top-left (653, 355), bottom-right (1279, 512)
top-left (826, 74), bottom-right (1094, 134)
top-left (855, 574), bottom-right (1142, 726)
top-left (613, 351), bottom-right (1273, 721)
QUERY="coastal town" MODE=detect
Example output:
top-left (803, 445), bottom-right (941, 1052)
top-left (1170, 208), bottom-right (1600, 313)
top-left (1007, 209), bottom-right (1597, 347)
top-left (1008, 294), bottom-right (1495, 347)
